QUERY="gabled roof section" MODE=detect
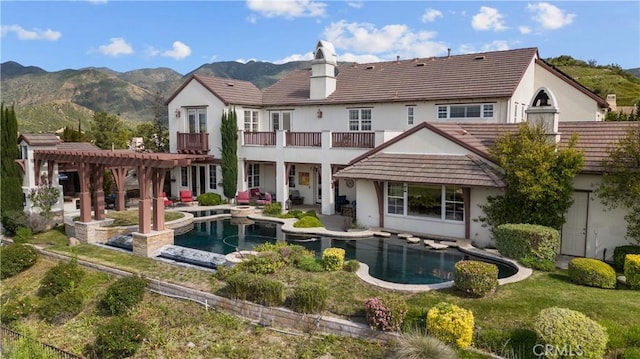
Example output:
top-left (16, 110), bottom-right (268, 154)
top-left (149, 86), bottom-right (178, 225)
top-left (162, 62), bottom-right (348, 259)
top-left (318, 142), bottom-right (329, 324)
top-left (165, 74), bottom-right (263, 106)
top-left (58, 142), bottom-right (102, 151)
top-left (263, 47), bottom-right (538, 106)
top-left (535, 59), bottom-right (609, 109)
top-left (18, 133), bottom-right (60, 146)
top-left (335, 153), bottom-right (505, 188)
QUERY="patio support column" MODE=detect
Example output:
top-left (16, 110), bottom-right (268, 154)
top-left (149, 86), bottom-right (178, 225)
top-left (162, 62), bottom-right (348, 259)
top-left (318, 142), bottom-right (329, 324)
top-left (78, 162), bottom-right (92, 222)
top-left (463, 187), bottom-right (471, 239)
top-left (110, 167), bottom-right (128, 211)
top-left (275, 160), bottom-right (287, 206)
top-left (137, 165), bottom-right (153, 234)
top-left (92, 164), bottom-right (105, 220)
top-left (373, 181), bottom-right (384, 228)
top-left (33, 159), bottom-right (41, 186)
top-left (151, 168), bottom-right (166, 231)
top-left (46, 160), bottom-right (55, 185)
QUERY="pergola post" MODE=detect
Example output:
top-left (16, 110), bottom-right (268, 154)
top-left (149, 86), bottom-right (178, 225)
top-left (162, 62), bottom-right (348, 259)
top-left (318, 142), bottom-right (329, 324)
top-left (111, 167), bottom-right (128, 211)
top-left (47, 160), bottom-right (55, 185)
top-left (137, 165), bottom-right (153, 234)
top-left (78, 162), bottom-right (92, 222)
top-left (92, 164), bottom-right (106, 220)
top-left (152, 168), bottom-right (166, 231)
top-left (33, 159), bottom-right (41, 186)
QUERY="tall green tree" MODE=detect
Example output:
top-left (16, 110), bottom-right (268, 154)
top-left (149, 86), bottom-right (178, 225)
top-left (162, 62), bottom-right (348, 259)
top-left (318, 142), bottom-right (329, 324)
top-left (1, 103), bottom-right (25, 214)
top-left (135, 121), bottom-right (169, 153)
top-left (220, 108), bottom-right (238, 200)
top-left (480, 123), bottom-right (584, 230)
top-left (597, 124), bottom-right (640, 244)
top-left (88, 112), bottom-right (131, 150)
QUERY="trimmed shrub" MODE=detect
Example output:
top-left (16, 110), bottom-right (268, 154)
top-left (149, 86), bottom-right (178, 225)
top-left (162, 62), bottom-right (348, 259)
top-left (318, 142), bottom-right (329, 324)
top-left (37, 259), bottom-right (85, 297)
top-left (322, 247), bottom-right (345, 271)
top-left (0, 243), bottom-right (39, 279)
top-left (37, 288), bottom-right (84, 324)
top-left (262, 202), bottom-right (282, 217)
top-left (494, 223), bottom-right (559, 263)
top-left (293, 216), bottom-right (324, 228)
top-left (625, 254), bottom-right (640, 290)
top-left (98, 275), bottom-right (148, 316)
top-left (196, 192), bottom-right (223, 206)
top-left (614, 245), bottom-right (640, 270)
top-left (237, 250), bottom-right (285, 274)
top-left (1, 210), bottom-right (28, 235)
top-left (426, 302), bottom-right (474, 349)
top-left (364, 294), bottom-right (408, 331)
top-left (534, 307), bottom-right (608, 359)
top-left (568, 258), bottom-right (617, 289)
top-left (13, 227), bottom-right (34, 244)
top-left (454, 260), bottom-right (498, 298)
top-left (92, 316), bottom-right (148, 359)
top-left (295, 256), bottom-right (324, 272)
top-left (290, 282), bottom-right (328, 314)
top-left (0, 296), bottom-right (35, 324)
top-left (226, 272), bottom-right (286, 307)
top-left (343, 259), bottom-right (360, 272)
top-left (519, 255), bottom-right (556, 272)
top-left (303, 209), bottom-right (318, 218)
top-left (389, 331), bottom-right (458, 359)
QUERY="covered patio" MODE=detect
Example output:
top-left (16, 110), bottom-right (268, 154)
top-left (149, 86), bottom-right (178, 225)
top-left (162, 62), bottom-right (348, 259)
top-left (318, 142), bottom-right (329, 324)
top-left (33, 149), bottom-right (211, 255)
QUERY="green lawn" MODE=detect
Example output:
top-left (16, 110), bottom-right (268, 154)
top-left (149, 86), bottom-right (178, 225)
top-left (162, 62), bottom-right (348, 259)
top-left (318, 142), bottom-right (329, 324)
top-left (71, 209), bottom-right (184, 227)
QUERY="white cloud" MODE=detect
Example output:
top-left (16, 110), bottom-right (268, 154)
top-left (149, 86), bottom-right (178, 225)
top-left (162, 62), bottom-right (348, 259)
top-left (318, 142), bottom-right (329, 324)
top-left (246, 0), bottom-right (326, 18)
top-left (519, 26), bottom-right (532, 34)
top-left (247, 14), bottom-right (258, 24)
top-left (337, 52), bottom-right (382, 63)
top-left (144, 46), bottom-right (160, 57)
top-left (471, 6), bottom-right (507, 31)
top-left (527, 2), bottom-right (575, 30)
top-left (458, 40), bottom-right (511, 54)
top-left (235, 58), bottom-right (257, 64)
top-left (421, 9), bottom-right (443, 23)
top-left (1, 25), bottom-right (61, 41)
top-left (322, 20), bottom-right (448, 60)
top-left (274, 52), bottom-right (314, 64)
top-left (98, 37), bottom-right (133, 56)
top-left (347, 1), bottom-right (363, 9)
top-left (161, 41), bottom-right (191, 60)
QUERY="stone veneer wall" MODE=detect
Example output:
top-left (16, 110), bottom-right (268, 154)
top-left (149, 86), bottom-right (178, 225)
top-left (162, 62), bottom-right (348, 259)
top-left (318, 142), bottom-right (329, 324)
top-left (132, 229), bottom-right (174, 257)
top-left (39, 250), bottom-right (397, 342)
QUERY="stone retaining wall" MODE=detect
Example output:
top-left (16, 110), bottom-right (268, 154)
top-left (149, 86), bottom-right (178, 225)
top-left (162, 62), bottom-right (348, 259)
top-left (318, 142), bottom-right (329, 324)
top-left (38, 250), bottom-right (397, 342)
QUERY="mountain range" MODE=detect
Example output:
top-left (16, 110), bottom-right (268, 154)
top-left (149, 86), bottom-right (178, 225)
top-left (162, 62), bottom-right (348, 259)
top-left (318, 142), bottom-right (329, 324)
top-left (1, 59), bottom-right (638, 133)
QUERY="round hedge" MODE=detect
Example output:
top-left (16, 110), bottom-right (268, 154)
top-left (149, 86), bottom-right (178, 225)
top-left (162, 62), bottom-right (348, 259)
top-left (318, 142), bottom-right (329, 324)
top-left (454, 260), bottom-right (499, 298)
top-left (0, 243), bottom-right (39, 279)
top-left (426, 302), bottom-right (474, 349)
top-left (534, 307), bottom-right (608, 359)
top-left (568, 258), bottom-right (616, 289)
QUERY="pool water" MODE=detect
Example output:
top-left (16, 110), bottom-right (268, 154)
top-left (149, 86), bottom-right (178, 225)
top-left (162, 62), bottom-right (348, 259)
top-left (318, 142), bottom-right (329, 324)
top-left (174, 219), bottom-right (517, 285)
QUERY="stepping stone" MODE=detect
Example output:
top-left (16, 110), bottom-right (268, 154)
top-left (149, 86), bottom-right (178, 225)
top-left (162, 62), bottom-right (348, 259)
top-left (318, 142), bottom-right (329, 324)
top-left (424, 239), bottom-right (449, 250)
top-left (398, 233), bottom-right (413, 239)
top-left (440, 241), bottom-right (458, 247)
top-left (373, 231), bottom-right (392, 238)
top-left (407, 236), bottom-right (420, 244)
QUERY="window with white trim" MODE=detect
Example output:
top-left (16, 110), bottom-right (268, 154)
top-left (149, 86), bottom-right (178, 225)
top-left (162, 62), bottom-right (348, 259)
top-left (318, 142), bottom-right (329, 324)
top-left (209, 165), bottom-right (217, 190)
top-left (348, 108), bottom-right (372, 131)
top-left (386, 182), bottom-right (464, 222)
top-left (271, 111), bottom-right (291, 131)
top-left (407, 106), bottom-right (415, 125)
top-left (181, 167), bottom-right (188, 187)
top-left (244, 110), bottom-right (259, 132)
top-left (248, 164), bottom-right (260, 188)
top-left (188, 108), bottom-right (207, 133)
top-left (437, 104), bottom-right (494, 120)
top-left (288, 165), bottom-right (296, 188)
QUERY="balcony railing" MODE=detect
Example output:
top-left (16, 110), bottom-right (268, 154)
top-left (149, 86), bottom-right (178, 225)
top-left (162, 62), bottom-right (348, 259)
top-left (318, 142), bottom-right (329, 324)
top-left (177, 132), bottom-right (209, 154)
top-left (286, 132), bottom-right (322, 147)
top-left (244, 132), bottom-right (276, 146)
top-left (331, 132), bottom-right (375, 148)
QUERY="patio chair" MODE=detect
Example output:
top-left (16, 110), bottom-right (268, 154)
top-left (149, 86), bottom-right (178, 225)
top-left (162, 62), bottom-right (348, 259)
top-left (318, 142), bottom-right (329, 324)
top-left (179, 190), bottom-right (194, 204)
top-left (290, 190), bottom-right (304, 205)
top-left (163, 192), bottom-right (173, 207)
top-left (257, 192), bottom-right (272, 205)
top-left (236, 190), bottom-right (250, 205)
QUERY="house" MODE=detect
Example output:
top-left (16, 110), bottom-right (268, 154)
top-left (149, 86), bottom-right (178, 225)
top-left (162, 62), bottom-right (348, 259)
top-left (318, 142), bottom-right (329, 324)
top-left (165, 40), bottom-right (609, 217)
top-left (334, 92), bottom-right (638, 261)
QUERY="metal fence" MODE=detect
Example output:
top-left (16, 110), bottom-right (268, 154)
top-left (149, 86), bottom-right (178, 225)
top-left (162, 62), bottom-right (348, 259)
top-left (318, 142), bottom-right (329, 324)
top-left (0, 325), bottom-right (84, 359)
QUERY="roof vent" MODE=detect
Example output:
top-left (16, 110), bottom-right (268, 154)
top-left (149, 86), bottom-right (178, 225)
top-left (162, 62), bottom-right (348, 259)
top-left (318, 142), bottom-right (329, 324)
top-left (365, 65), bottom-right (375, 70)
top-left (474, 55), bottom-right (486, 60)
top-left (416, 63), bottom-right (426, 67)
top-left (225, 82), bottom-right (235, 86)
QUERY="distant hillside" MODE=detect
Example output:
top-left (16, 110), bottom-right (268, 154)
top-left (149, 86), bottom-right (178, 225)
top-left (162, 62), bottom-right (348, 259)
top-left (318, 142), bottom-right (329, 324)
top-left (1, 56), bottom-right (638, 133)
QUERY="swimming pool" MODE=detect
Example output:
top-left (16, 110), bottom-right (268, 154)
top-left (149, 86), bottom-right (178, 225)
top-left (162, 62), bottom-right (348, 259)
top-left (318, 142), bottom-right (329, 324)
top-left (174, 218), bottom-right (517, 285)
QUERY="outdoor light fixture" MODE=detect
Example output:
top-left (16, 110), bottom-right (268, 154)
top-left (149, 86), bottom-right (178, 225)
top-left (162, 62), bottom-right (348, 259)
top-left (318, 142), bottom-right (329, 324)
top-left (175, 109), bottom-right (181, 118)
top-left (317, 109), bottom-right (323, 119)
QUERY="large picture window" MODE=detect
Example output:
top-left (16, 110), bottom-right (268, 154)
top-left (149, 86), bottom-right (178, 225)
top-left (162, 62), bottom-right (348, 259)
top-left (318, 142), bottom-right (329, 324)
top-left (348, 108), bottom-right (372, 131)
top-left (437, 103), bottom-right (494, 120)
top-left (386, 183), bottom-right (464, 221)
top-left (244, 110), bottom-right (259, 132)
top-left (188, 108), bottom-right (207, 133)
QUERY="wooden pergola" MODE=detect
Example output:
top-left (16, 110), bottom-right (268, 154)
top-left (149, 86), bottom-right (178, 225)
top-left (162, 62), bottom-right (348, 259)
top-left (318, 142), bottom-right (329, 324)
top-left (33, 149), bottom-right (210, 234)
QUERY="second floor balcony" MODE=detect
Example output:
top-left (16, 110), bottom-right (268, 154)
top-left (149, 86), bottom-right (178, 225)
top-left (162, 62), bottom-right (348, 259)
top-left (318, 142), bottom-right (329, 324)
top-left (242, 131), bottom-right (376, 149)
top-left (177, 132), bottom-right (209, 154)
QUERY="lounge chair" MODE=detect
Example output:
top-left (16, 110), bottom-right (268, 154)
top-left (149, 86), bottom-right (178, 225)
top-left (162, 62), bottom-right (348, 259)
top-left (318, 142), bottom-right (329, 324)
top-left (257, 192), bottom-right (272, 205)
top-left (236, 190), bottom-right (250, 205)
top-left (179, 190), bottom-right (194, 204)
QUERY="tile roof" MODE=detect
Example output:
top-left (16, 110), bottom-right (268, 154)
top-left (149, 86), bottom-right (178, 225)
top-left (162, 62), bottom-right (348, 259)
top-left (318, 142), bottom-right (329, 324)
top-left (57, 142), bottom-right (102, 151)
top-left (18, 133), bottom-right (60, 146)
top-left (263, 48), bottom-right (539, 106)
top-left (165, 74), bottom-right (263, 106)
top-left (336, 153), bottom-right (505, 188)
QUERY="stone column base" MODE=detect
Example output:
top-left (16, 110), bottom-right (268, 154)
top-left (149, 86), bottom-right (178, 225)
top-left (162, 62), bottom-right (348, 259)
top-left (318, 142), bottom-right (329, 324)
top-left (74, 219), bottom-right (115, 244)
top-left (132, 229), bottom-right (174, 257)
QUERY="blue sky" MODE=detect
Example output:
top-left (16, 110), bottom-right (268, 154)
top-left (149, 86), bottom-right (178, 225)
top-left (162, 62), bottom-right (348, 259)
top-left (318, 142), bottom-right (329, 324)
top-left (2, 1), bottom-right (639, 75)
